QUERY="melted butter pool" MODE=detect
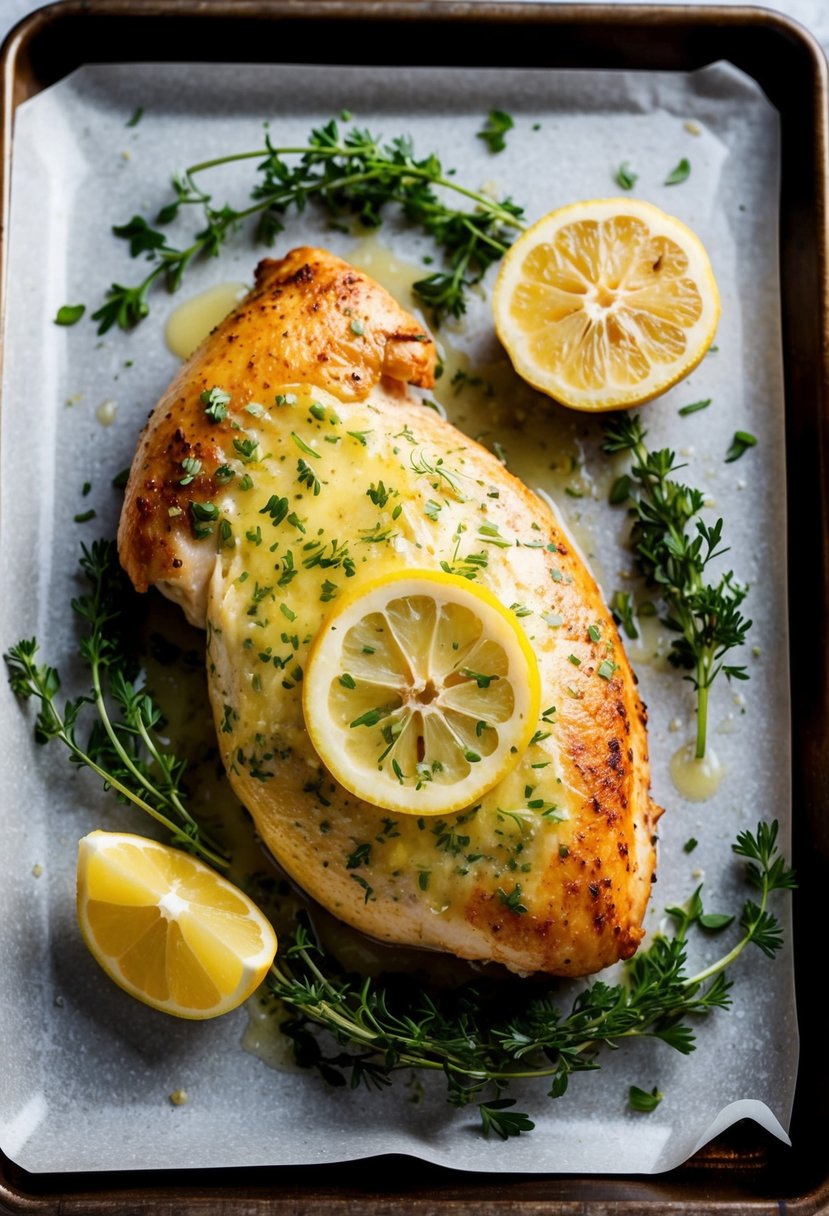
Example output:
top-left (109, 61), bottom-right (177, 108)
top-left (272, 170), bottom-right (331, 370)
top-left (670, 742), bottom-right (725, 802)
top-left (165, 281), bottom-right (248, 360)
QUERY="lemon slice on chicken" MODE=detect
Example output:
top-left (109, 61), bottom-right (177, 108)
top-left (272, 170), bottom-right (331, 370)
top-left (77, 831), bottom-right (277, 1019)
top-left (302, 570), bottom-right (541, 815)
top-left (493, 198), bottom-right (720, 411)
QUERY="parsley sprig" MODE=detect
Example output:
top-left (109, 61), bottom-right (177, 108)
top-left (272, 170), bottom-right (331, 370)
top-left (92, 120), bottom-right (526, 333)
top-left (3, 541), bottom-right (227, 870)
top-left (603, 413), bottom-right (752, 759)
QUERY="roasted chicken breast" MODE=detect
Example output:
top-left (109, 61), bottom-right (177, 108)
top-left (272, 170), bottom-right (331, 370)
top-left (119, 247), bottom-right (660, 977)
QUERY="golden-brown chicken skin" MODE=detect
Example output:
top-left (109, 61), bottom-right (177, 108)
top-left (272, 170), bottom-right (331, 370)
top-left (119, 247), bottom-right (661, 977)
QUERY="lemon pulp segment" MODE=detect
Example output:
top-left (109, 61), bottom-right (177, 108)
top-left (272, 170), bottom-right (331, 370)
top-left (77, 830), bottom-right (277, 1019)
top-left (302, 570), bottom-right (541, 815)
top-left (493, 198), bottom-right (720, 411)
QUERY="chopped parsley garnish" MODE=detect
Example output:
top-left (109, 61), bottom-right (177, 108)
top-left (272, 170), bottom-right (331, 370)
top-left (260, 495), bottom-right (289, 526)
top-left (350, 707), bottom-right (391, 729)
top-left (461, 669), bottom-right (499, 689)
top-left (201, 386), bottom-right (230, 422)
top-left (291, 432), bottom-right (320, 459)
top-left (179, 457), bottom-right (202, 486)
top-left (367, 481), bottom-right (391, 507)
top-left (610, 590), bottom-right (638, 640)
top-left (497, 884), bottom-right (527, 915)
top-left (349, 874), bottom-right (375, 904)
top-left (725, 431), bottom-right (757, 463)
top-left (190, 500), bottom-right (219, 539)
top-left (297, 459), bottom-right (322, 495)
top-left (477, 108), bottom-right (514, 154)
top-left (609, 474), bottom-right (632, 506)
top-left (628, 1086), bottom-right (663, 1113)
top-left (55, 304), bottom-right (85, 326)
top-left (347, 430), bottom-right (371, 446)
top-left (678, 398), bottom-right (711, 417)
top-left (478, 523), bottom-right (511, 548)
top-left (0, 608), bottom-right (801, 1145)
top-left (614, 162), bottom-right (638, 190)
top-left (233, 437), bottom-right (260, 463)
top-left (346, 842), bottom-right (371, 869)
top-left (664, 157), bottom-right (691, 185)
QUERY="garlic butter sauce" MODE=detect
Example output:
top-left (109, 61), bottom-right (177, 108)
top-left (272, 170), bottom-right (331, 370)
top-left (165, 282), bottom-right (248, 360)
top-left (669, 742), bottom-right (725, 801)
top-left (153, 241), bottom-right (711, 1071)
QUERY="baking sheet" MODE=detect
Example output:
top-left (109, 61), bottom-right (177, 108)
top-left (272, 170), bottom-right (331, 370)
top-left (0, 58), bottom-right (796, 1175)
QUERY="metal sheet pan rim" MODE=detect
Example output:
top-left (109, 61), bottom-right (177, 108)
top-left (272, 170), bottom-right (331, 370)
top-left (1, 1), bottom-right (828, 1211)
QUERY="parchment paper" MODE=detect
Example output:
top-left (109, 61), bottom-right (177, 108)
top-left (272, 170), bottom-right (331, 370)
top-left (0, 59), bottom-right (796, 1175)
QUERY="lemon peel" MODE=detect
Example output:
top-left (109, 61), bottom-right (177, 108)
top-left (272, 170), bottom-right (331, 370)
top-left (77, 830), bottom-right (277, 1019)
top-left (302, 570), bottom-right (541, 815)
top-left (493, 198), bottom-right (720, 411)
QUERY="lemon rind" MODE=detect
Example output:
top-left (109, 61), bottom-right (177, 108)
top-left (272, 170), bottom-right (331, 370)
top-left (76, 830), bottom-right (277, 1020)
top-left (493, 197), bottom-right (721, 413)
top-left (302, 570), bottom-right (542, 816)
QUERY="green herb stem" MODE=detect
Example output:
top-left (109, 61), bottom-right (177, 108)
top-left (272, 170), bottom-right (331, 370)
top-left (3, 542), bottom-right (229, 870)
top-left (187, 144), bottom-right (524, 229)
top-left (265, 819), bottom-right (792, 1129)
top-left (603, 413), bottom-right (751, 760)
top-left (4, 542), bottom-right (790, 1142)
top-left (7, 657), bottom-right (182, 839)
top-left (93, 121), bottom-right (527, 332)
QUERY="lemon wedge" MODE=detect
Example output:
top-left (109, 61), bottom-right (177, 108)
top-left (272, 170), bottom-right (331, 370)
top-left (302, 570), bottom-right (541, 816)
top-left (493, 198), bottom-right (720, 411)
top-left (77, 831), bottom-right (277, 1019)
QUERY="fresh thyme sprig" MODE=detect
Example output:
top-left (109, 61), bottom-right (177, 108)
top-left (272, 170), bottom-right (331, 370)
top-left (92, 119), bottom-right (526, 333)
top-left (603, 412), bottom-right (752, 759)
top-left (4, 544), bottom-right (791, 1139)
top-left (3, 540), bottom-right (228, 870)
top-left (267, 818), bottom-right (793, 1137)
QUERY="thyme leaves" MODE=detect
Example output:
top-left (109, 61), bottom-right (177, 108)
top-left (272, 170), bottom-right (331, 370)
top-left (603, 413), bottom-right (751, 759)
top-left (92, 119), bottom-right (526, 332)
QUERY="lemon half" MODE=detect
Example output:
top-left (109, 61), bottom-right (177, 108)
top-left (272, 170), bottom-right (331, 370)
top-left (77, 831), bottom-right (277, 1019)
top-left (493, 198), bottom-right (720, 411)
top-left (302, 570), bottom-right (541, 815)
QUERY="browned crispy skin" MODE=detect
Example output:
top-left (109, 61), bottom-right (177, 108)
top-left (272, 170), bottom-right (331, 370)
top-left (118, 248), bottom-right (436, 606)
top-left (118, 246), bottom-right (661, 977)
